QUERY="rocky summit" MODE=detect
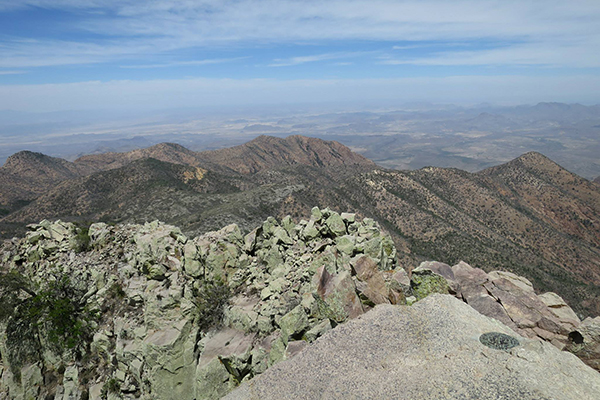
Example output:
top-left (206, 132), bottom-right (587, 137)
top-left (0, 209), bottom-right (599, 399)
top-left (226, 295), bottom-right (600, 400)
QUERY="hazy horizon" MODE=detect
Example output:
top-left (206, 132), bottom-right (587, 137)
top-left (1, 2), bottom-right (599, 178)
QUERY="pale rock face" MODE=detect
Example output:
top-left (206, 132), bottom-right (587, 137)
top-left (225, 295), bottom-right (600, 400)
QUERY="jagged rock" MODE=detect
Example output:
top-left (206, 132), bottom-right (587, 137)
top-left (324, 212), bottom-right (346, 237)
top-left (279, 305), bottom-right (309, 342)
top-left (489, 270), bottom-right (535, 293)
top-left (303, 319), bottom-right (332, 342)
top-left (226, 295), bottom-right (600, 400)
top-left (412, 260), bottom-right (582, 352)
top-left (539, 292), bottom-right (581, 324)
top-left (315, 267), bottom-right (364, 322)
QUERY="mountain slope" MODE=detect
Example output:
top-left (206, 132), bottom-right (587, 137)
top-left (1, 158), bottom-right (256, 233)
top-left (332, 159), bottom-right (600, 315)
top-left (1, 136), bottom-right (600, 315)
top-left (195, 135), bottom-right (375, 174)
top-left (74, 142), bottom-right (204, 171)
top-left (0, 151), bottom-right (93, 213)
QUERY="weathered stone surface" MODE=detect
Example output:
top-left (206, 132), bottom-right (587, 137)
top-left (539, 292), bottom-right (580, 325)
top-left (325, 212), bottom-right (347, 237)
top-left (226, 295), bottom-right (600, 400)
top-left (316, 267), bottom-right (364, 322)
top-left (279, 305), bottom-right (309, 342)
top-left (566, 316), bottom-right (600, 371)
top-left (351, 255), bottom-right (379, 281)
top-left (489, 270), bottom-right (534, 293)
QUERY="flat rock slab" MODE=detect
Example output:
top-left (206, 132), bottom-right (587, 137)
top-left (226, 295), bottom-right (600, 400)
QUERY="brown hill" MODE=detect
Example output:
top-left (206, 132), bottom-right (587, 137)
top-left (1, 158), bottom-right (250, 233)
top-left (74, 142), bottom-right (203, 171)
top-left (195, 135), bottom-right (375, 173)
top-left (330, 155), bottom-right (600, 315)
top-left (0, 151), bottom-right (93, 214)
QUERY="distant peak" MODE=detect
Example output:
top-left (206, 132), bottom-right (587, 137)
top-left (3, 150), bottom-right (54, 169)
top-left (514, 151), bottom-right (552, 164)
top-left (197, 134), bottom-right (374, 174)
top-left (148, 142), bottom-right (189, 151)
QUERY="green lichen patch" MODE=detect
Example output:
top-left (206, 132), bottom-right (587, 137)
top-left (479, 332), bottom-right (520, 351)
top-left (410, 271), bottom-right (450, 301)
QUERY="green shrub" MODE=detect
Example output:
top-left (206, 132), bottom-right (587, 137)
top-left (72, 224), bottom-right (91, 253)
top-left (101, 378), bottom-right (121, 399)
top-left (194, 278), bottom-right (231, 332)
top-left (0, 271), bottom-right (99, 372)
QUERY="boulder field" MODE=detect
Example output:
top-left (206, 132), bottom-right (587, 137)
top-left (0, 208), bottom-right (599, 399)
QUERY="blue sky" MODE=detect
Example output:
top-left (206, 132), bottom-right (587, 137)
top-left (1, 0), bottom-right (600, 111)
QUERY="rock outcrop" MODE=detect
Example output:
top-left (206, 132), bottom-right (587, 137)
top-left (0, 208), bottom-right (399, 399)
top-left (226, 294), bottom-right (600, 400)
top-left (1, 210), bottom-right (599, 399)
top-left (414, 260), bottom-right (581, 350)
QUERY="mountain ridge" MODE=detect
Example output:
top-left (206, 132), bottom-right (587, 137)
top-left (1, 136), bottom-right (600, 316)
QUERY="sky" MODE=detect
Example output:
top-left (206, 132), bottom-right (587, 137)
top-left (1, 0), bottom-right (600, 112)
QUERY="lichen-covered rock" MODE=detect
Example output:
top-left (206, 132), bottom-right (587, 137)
top-left (0, 208), bottom-right (402, 399)
top-left (410, 267), bottom-right (450, 300)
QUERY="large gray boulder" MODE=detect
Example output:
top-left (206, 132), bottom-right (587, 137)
top-left (226, 295), bottom-right (600, 400)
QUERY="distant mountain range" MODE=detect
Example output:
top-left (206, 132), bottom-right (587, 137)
top-left (1, 135), bottom-right (600, 316)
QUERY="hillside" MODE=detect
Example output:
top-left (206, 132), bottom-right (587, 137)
top-left (194, 135), bottom-right (375, 174)
top-left (0, 151), bottom-right (93, 214)
top-left (74, 142), bottom-right (204, 171)
top-left (336, 157), bottom-right (600, 315)
top-left (1, 136), bottom-right (600, 316)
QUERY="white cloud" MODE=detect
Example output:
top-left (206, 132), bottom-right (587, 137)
top-left (0, 70), bottom-right (26, 75)
top-left (1, 75), bottom-right (599, 113)
top-left (0, 1), bottom-right (599, 68)
top-left (120, 57), bottom-right (249, 69)
top-left (269, 52), bottom-right (370, 67)
top-left (381, 39), bottom-right (600, 68)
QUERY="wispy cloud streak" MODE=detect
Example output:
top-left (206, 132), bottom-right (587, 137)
top-left (269, 52), bottom-right (370, 67)
top-left (0, 1), bottom-right (599, 68)
top-left (120, 57), bottom-right (249, 69)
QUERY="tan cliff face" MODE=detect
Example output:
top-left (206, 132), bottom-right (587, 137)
top-left (1, 135), bottom-right (600, 317)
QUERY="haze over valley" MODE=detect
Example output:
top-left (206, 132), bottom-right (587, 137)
top-left (2, 101), bottom-right (600, 181)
